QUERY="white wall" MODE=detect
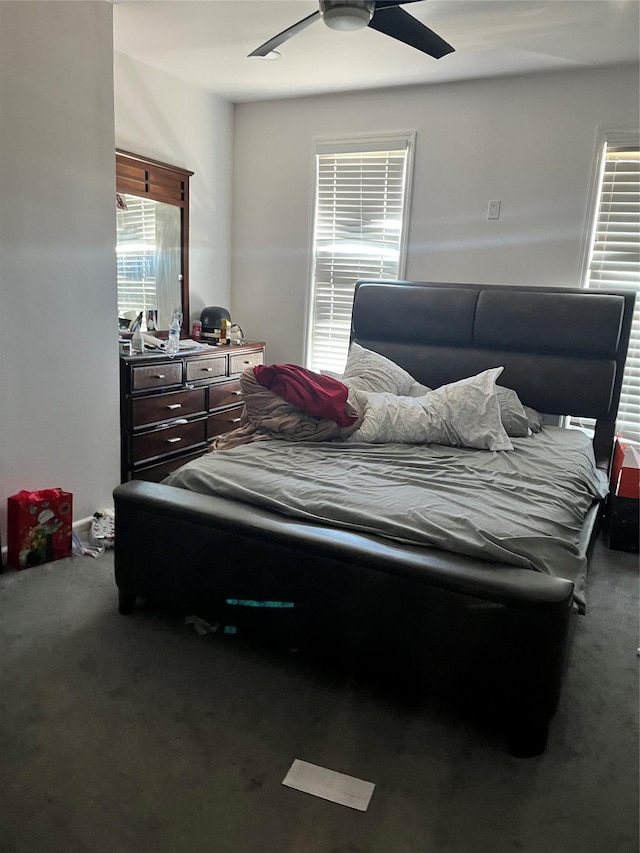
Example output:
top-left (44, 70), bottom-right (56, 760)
top-left (232, 64), bottom-right (640, 365)
top-left (0, 1), bottom-right (118, 543)
top-left (113, 51), bottom-right (235, 327)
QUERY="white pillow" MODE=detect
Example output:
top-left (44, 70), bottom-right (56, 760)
top-left (495, 386), bottom-right (530, 437)
top-left (349, 367), bottom-right (513, 451)
top-left (406, 380), bottom-right (432, 397)
top-left (341, 343), bottom-right (418, 395)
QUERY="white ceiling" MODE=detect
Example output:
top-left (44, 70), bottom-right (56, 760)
top-left (112, 0), bottom-right (640, 103)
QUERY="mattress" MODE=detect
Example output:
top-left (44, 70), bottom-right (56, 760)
top-left (164, 427), bottom-right (608, 610)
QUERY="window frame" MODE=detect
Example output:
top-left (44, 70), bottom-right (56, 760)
top-left (580, 128), bottom-right (639, 444)
top-left (304, 132), bottom-right (415, 373)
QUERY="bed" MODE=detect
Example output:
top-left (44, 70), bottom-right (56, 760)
top-left (113, 280), bottom-right (634, 756)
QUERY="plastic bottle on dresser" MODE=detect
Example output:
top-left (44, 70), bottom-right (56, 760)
top-left (167, 314), bottom-right (181, 355)
top-left (131, 324), bottom-right (144, 354)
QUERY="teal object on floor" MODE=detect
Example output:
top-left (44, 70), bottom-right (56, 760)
top-left (225, 599), bottom-right (296, 608)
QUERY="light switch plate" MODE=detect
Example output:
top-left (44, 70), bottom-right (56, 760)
top-left (487, 200), bottom-right (501, 219)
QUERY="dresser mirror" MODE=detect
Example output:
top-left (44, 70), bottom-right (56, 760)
top-left (116, 150), bottom-right (193, 333)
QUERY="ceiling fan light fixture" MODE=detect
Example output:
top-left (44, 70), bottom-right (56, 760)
top-left (320, 1), bottom-right (374, 32)
top-left (249, 0), bottom-right (455, 61)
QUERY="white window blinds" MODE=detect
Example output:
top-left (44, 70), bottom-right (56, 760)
top-left (306, 135), bottom-right (414, 373)
top-left (116, 194), bottom-right (158, 317)
top-left (585, 138), bottom-right (640, 443)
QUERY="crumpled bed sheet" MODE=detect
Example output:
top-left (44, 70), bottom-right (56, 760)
top-left (210, 367), bottom-right (359, 450)
top-left (165, 427), bottom-right (608, 611)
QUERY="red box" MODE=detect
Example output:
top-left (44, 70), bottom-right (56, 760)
top-left (611, 440), bottom-right (640, 500)
top-left (7, 489), bottom-right (73, 569)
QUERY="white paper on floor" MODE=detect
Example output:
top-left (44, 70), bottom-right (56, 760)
top-left (282, 759), bottom-right (375, 811)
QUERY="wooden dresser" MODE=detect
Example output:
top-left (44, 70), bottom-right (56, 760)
top-left (119, 342), bottom-right (265, 482)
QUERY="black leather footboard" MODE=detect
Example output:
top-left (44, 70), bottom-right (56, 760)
top-left (114, 479), bottom-right (577, 756)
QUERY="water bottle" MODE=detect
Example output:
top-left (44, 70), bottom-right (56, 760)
top-left (167, 314), bottom-right (181, 355)
top-left (131, 325), bottom-right (144, 354)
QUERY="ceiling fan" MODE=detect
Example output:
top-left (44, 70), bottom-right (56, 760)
top-left (248, 0), bottom-right (455, 60)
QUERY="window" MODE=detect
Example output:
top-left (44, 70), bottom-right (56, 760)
top-left (116, 194), bottom-right (159, 318)
top-left (584, 133), bottom-right (640, 444)
top-left (306, 134), bottom-right (414, 373)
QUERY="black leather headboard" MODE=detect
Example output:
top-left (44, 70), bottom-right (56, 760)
top-left (351, 280), bottom-right (635, 468)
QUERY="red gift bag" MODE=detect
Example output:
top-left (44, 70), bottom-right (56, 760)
top-left (7, 489), bottom-right (73, 569)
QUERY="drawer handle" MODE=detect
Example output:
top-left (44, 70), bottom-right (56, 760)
top-left (202, 367), bottom-right (214, 372)
top-left (166, 437), bottom-right (182, 444)
top-left (155, 373), bottom-right (166, 379)
top-left (166, 403), bottom-right (182, 410)
top-left (233, 391), bottom-right (242, 396)
top-left (230, 417), bottom-right (242, 424)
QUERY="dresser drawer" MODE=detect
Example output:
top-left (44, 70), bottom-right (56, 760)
top-left (131, 420), bottom-right (207, 466)
top-left (132, 449), bottom-right (206, 483)
top-left (186, 356), bottom-right (226, 383)
top-left (207, 406), bottom-right (244, 439)
top-left (131, 388), bottom-right (206, 429)
top-left (229, 350), bottom-right (264, 375)
top-left (131, 361), bottom-right (183, 391)
top-left (208, 379), bottom-right (243, 411)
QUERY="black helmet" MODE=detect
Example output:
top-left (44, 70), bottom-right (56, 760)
top-left (200, 306), bottom-right (231, 330)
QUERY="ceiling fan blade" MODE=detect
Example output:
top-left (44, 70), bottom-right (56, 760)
top-left (374, 0), bottom-right (424, 7)
top-left (368, 6), bottom-right (454, 58)
top-left (248, 11), bottom-right (321, 57)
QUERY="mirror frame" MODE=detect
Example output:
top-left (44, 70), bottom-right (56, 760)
top-left (116, 149), bottom-right (193, 332)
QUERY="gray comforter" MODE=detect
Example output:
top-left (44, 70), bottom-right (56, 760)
top-left (164, 427), bottom-right (608, 610)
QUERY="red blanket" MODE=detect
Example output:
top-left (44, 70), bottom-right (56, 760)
top-left (253, 364), bottom-right (358, 427)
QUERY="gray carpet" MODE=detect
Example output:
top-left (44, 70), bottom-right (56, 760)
top-left (0, 537), bottom-right (637, 853)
